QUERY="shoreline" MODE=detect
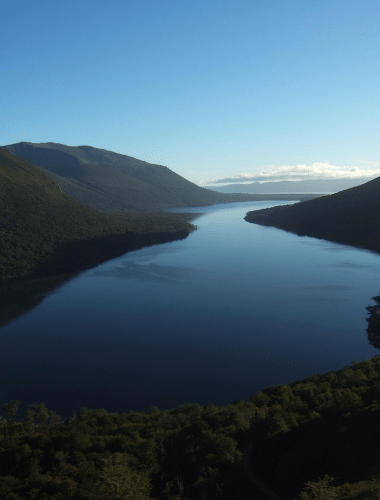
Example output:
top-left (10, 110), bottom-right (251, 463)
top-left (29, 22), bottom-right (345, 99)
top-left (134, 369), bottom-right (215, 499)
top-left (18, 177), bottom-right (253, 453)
top-left (0, 229), bottom-right (194, 287)
top-left (245, 210), bottom-right (380, 256)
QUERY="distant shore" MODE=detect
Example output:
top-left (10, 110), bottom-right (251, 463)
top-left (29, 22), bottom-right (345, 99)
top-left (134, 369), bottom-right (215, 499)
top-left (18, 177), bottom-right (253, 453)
top-left (222, 192), bottom-right (320, 202)
top-left (245, 202), bottom-right (380, 256)
top-left (1, 229), bottom-right (194, 288)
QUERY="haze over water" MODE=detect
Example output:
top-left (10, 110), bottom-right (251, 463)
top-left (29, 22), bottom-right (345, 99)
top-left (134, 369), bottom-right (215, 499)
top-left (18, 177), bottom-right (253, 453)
top-left (0, 201), bottom-right (378, 418)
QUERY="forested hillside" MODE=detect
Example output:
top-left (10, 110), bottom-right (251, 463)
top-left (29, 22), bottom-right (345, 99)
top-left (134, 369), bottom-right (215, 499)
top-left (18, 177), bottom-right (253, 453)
top-left (244, 176), bottom-right (380, 254)
top-left (0, 149), bottom-right (197, 283)
top-left (2, 350), bottom-right (380, 499)
top-left (0, 142), bottom-right (304, 214)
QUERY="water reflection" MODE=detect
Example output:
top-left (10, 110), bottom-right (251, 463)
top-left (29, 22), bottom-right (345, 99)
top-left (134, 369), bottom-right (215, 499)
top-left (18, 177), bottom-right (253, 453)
top-left (90, 260), bottom-right (202, 284)
top-left (0, 274), bottom-right (79, 327)
top-left (1, 201), bottom-right (379, 418)
top-left (320, 261), bottom-right (380, 270)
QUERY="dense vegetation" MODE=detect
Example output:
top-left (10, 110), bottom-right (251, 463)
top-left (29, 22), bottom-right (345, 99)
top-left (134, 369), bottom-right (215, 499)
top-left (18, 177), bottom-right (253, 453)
top-left (0, 149), bottom-right (198, 283)
top-left (2, 349), bottom-right (380, 499)
top-left (0, 142), bottom-right (313, 215)
top-left (244, 176), bottom-right (380, 255)
top-left (0, 146), bottom-right (316, 283)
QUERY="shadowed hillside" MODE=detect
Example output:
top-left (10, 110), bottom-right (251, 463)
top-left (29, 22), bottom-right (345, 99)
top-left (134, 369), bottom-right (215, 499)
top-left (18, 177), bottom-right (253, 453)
top-left (245, 177), bottom-right (380, 254)
top-left (0, 149), bottom-right (198, 283)
top-left (0, 142), bottom-right (315, 214)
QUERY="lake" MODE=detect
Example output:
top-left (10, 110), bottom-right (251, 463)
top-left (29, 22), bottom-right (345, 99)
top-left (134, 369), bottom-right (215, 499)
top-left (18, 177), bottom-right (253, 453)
top-left (0, 200), bottom-right (378, 419)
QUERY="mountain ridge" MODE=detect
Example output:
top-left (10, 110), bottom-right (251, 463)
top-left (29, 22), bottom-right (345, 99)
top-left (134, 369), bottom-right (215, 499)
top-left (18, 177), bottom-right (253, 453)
top-left (1, 142), bottom-right (318, 213)
top-left (0, 148), bottom-right (198, 283)
top-left (245, 176), bottom-right (380, 254)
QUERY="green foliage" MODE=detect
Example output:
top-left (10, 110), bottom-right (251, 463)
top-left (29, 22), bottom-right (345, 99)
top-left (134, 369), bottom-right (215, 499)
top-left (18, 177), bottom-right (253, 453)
top-left (0, 149), bottom-right (197, 283)
top-left (296, 474), bottom-right (380, 500)
top-left (245, 177), bottom-right (380, 254)
top-left (2, 400), bottom-right (20, 420)
top-left (296, 474), bottom-right (339, 500)
top-left (2, 142), bottom-right (313, 217)
top-left (94, 452), bottom-right (152, 499)
top-left (2, 356), bottom-right (380, 498)
top-left (366, 293), bottom-right (380, 350)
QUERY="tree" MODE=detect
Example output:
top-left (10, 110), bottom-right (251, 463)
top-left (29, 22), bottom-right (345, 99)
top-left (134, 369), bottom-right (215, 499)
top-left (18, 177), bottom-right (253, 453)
top-left (2, 399), bottom-right (20, 420)
top-left (366, 293), bottom-right (380, 350)
top-left (1, 399), bottom-right (20, 434)
top-left (94, 452), bottom-right (152, 500)
top-left (297, 474), bottom-right (337, 500)
top-left (29, 402), bottom-right (50, 426)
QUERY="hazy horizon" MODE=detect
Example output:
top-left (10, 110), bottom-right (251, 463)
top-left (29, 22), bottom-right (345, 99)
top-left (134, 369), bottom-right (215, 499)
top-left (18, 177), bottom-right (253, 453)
top-left (198, 163), bottom-right (380, 187)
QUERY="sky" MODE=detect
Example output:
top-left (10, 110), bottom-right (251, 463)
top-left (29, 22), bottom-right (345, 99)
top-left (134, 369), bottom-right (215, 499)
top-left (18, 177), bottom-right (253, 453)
top-left (1, 0), bottom-right (379, 186)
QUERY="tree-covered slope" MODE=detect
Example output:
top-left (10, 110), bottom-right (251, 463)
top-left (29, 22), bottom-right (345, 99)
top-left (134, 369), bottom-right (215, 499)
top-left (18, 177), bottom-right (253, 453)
top-left (2, 353), bottom-right (380, 499)
top-left (0, 149), bottom-right (197, 282)
top-left (1, 142), bottom-right (288, 214)
top-left (245, 176), bottom-right (380, 254)
top-left (1, 293), bottom-right (380, 499)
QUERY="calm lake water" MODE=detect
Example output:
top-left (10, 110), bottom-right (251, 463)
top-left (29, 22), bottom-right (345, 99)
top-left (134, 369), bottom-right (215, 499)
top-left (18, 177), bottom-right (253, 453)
top-left (1, 200), bottom-right (379, 419)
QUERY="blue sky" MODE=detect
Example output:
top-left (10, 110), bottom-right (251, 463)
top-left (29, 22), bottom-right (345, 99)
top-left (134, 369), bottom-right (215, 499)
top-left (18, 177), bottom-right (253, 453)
top-left (1, 0), bottom-right (379, 186)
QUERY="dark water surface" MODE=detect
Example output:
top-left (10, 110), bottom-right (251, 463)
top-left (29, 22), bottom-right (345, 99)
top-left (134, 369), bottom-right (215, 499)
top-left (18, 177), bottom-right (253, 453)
top-left (1, 201), bottom-right (379, 418)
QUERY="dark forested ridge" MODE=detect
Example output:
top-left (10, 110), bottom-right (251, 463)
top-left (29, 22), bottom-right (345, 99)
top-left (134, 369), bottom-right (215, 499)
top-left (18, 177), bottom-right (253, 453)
top-left (244, 176), bottom-right (380, 254)
top-left (1, 141), bottom-right (226, 213)
top-left (0, 149), bottom-right (197, 283)
top-left (2, 349), bottom-right (380, 499)
top-left (1, 142), bottom-right (317, 214)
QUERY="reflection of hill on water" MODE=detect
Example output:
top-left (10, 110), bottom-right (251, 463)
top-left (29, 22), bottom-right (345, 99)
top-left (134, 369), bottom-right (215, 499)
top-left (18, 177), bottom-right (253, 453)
top-left (0, 274), bottom-right (77, 327)
top-left (245, 176), bottom-right (380, 255)
top-left (0, 148), bottom-right (200, 283)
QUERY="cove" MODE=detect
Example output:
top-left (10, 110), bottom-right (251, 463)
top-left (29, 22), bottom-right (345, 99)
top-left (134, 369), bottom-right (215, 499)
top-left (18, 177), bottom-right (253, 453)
top-left (0, 200), bottom-right (379, 419)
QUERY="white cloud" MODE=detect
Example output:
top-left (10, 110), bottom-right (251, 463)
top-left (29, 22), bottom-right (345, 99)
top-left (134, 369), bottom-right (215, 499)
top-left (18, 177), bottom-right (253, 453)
top-left (198, 161), bottom-right (380, 186)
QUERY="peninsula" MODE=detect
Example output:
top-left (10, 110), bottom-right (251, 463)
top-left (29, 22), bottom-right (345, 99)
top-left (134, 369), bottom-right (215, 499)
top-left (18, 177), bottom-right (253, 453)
top-left (245, 176), bottom-right (380, 255)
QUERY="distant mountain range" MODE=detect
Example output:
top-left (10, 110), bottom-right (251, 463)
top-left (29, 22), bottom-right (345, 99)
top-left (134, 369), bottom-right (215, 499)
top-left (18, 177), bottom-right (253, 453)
top-left (203, 178), bottom-right (376, 194)
top-left (0, 142), bottom-right (317, 214)
top-left (245, 176), bottom-right (380, 254)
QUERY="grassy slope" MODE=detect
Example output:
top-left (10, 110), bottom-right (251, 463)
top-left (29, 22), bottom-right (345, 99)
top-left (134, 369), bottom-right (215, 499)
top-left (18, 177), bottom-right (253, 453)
top-left (245, 176), bottom-right (380, 254)
top-left (0, 149), bottom-right (196, 282)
